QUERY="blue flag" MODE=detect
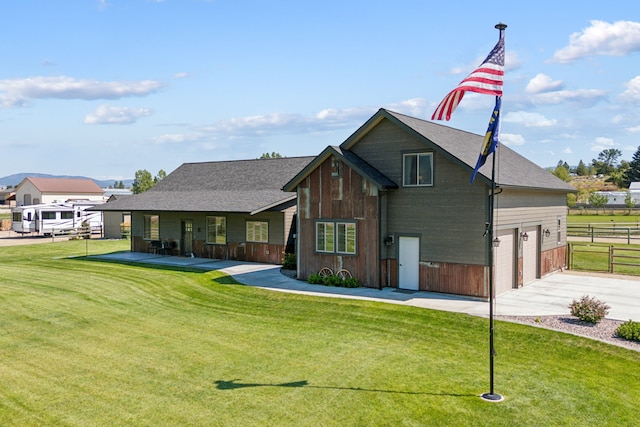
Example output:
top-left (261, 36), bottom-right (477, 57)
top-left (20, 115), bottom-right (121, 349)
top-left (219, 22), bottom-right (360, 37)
top-left (470, 96), bottom-right (501, 183)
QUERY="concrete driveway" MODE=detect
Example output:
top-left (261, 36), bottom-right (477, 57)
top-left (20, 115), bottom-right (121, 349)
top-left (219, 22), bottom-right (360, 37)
top-left (91, 251), bottom-right (640, 322)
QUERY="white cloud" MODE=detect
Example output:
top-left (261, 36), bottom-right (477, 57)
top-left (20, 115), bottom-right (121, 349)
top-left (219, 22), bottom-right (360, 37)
top-left (619, 76), bottom-right (640, 104)
top-left (531, 89), bottom-right (607, 107)
top-left (174, 72), bottom-right (189, 79)
top-left (590, 136), bottom-right (617, 152)
top-left (84, 105), bottom-right (152, 125)
top-left (562, 147), bottom-right (573, 154)
top-left (151, 99), bottom-right (432, 147)
top-left (626, 125), bottom-right (640, 133)
top-left (500, 133), bottom-right (525, 146)
top-left (503, 111), bottom-right (557, 127)
top-left (551, 20), bottom-right (640, 63)
top-left (526, 74), bottom-right (564, 94)
top-left (0, 76), bottom-right (163, 107)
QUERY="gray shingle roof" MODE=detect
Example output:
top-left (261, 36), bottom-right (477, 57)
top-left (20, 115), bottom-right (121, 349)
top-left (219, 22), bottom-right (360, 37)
top-left (95, 157), bottom-right (314, 212)
top-left (343, 109), bottom-right (576, 192)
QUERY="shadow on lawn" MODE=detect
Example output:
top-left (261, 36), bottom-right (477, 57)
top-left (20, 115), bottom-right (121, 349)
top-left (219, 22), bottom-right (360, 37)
top-left (214, 379), bottom-right (475, 397)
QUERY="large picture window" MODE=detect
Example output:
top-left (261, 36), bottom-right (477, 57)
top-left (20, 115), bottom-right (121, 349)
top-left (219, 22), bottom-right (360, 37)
top-left (403, 153), bottom-right (433, 186)
top-left (143, 215), bottom-right (159, 240)
top-left (316, 220), bottom-right (356, 255)
top-left (246, 221), bottom-right (268, 243)
top-left (207, 216), bottom-right (227, 244)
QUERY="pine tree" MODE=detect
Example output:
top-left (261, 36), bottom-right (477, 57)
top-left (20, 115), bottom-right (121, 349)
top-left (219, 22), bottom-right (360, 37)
top-left (576, 160), bottom-right (588, 176)
top-left (623, 146), bottom-right (640, 188)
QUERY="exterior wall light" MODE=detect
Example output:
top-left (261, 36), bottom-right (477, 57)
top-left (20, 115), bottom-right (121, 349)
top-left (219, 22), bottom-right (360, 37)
top-left (543, 228), bottom-right (551, 238)
top-left (520, 232), bottom-right (529, 242)
top-left (492, 237), bottom-right (500, 247)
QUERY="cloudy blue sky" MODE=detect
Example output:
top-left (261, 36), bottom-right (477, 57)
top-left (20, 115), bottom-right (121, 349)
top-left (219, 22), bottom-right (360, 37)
top-left (1, 0), bottom-right (639, 180)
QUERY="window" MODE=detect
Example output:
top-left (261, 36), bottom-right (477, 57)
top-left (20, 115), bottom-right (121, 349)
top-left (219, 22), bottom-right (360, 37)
top-left (337, 223), bottom-right (356, 254)
top-left (403, 153), bottom-right (433, 186)
top-left (246, 221), bottom-right (268, 243)
top-left (207, 216), bottom-right (227, 244)
top-left (316, 222), bottom-right (335, 252)
top-left (144, 215), bottom-right (159, 240)
top-left (61, 211), bottom-right (73, 220)
top-left (331, 157), bottom-right (342, 177)
top-left (42, 212), bottom-right (56, 220)
top-left (316, 220), bottom-right (356, 255)
top-left (557, 218), bottom-right (562, 244)
top-left (12, 212), bottom-right (21, 222)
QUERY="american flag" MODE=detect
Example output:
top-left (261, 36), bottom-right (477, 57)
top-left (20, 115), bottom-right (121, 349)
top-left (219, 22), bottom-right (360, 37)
top-left (432, 37), bottom-right (505, 121)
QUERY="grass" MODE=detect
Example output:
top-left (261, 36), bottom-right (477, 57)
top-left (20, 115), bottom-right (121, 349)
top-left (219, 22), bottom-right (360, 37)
top-left (1, 240), bottom-right (639, 426)
top-left (568, 214), bottom-right (640, 224)
top-left (568, 242), bottom-right (640, 275)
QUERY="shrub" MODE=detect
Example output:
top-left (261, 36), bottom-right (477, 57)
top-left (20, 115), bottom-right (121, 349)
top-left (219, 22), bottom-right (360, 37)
top-left (308, 272), bottom-right (361, 288)
top-left (308, 273), bottom-right (323, 284)
top-left (323, 275), bottom-right (343, 287)
top-left (282, 252), bottom-right (296, 270)
top-left (568, 295), bottom-right (610, 323)
top-left (615, 320), bottom-right (640, 342)
top-left (343, 277), bottom-right (360, 288)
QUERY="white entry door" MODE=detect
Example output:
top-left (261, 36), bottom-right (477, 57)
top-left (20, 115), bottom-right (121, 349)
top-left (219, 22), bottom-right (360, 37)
top-left (399, 236), bottom-right (420, 290)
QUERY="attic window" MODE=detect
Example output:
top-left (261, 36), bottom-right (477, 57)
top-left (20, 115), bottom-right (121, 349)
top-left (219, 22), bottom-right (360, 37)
top-left (331, 157), bottom-right (342, 177)
top-left (403, 153), bottom-right (433, 187)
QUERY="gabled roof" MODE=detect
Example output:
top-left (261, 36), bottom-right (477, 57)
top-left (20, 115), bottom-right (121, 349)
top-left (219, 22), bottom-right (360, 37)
top-left (17, 177), bottom-right (104, 194)
top-left (341, 109), bottom-right (576, 192)
top-left (95, 156), bottom-right (315, 213)
top-left (283, 146), bottom-right (398, 192)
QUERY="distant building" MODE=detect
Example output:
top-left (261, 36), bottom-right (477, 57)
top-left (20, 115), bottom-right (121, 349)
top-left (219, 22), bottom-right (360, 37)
top-left (593, 190), bottom-right (640, 206)
top-left (15, 177), bottom-right (104, 206)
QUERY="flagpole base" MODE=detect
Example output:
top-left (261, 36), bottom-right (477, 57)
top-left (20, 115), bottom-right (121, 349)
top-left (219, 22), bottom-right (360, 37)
top-left (481, 392), bottom-right (504, 402)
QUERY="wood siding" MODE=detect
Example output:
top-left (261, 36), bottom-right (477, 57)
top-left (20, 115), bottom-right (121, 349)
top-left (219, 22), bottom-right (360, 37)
top-left (297, 157), bottom-right (380, 287)
top-left (422, 262), bottom-right (487, 297)
top-left (541, 245), bottom-right (567, 276)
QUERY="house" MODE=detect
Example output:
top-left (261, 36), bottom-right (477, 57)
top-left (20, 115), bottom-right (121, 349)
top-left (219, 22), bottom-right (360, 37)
top-left (101, 194), bottom-right (132, 239)
top-left (283, 109), bottom-right (576, 298)
top-left (0, 189), bottom-right (16, 207)
top-left (15, 177), bottom-right (104, 206)
top-left (93, 157), bottom-right (314, 263)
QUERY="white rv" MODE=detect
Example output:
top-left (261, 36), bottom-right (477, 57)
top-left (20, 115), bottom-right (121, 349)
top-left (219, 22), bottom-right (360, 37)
top-left (11, 201), bottom-right (104, 236)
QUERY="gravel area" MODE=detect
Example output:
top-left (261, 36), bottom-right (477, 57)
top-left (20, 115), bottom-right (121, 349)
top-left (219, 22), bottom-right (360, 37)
top-left (497, 315), bottom-right (640, 352)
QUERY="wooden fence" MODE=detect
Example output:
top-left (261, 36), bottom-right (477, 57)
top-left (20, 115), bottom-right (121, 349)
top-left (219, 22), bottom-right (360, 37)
top-left (567, 242), bottom-right (640, 274)
top-left (567, 224), bottom-right (640, 244)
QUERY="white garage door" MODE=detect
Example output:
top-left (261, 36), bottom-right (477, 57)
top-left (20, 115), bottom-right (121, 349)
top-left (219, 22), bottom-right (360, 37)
top-left (494, 229), bottom-right (515, 295)
top-left (522, 227), bottom-right (539, 285)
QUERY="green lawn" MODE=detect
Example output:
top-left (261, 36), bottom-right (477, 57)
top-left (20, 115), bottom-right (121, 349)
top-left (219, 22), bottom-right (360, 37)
top-left (568, 213), bottom-right (640, 224)
top-left (1, 240), bottom-right (639, 426)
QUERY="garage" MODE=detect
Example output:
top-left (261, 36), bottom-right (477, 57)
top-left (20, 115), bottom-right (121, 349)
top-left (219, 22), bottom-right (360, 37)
top-left (494, 228), bottom-right (516, 295)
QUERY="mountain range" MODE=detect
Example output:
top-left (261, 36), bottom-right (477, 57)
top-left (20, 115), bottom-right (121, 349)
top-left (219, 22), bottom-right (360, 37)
top-left (0, 173), bottom-right (133, 189)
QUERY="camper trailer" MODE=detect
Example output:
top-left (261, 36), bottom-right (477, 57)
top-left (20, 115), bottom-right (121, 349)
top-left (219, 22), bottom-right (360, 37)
top-left (11, 201), bottom-right (104, 236)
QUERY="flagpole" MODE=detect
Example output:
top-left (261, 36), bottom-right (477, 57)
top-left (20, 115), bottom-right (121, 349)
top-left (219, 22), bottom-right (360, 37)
top-left (481, 22), bottom-right (506, 403)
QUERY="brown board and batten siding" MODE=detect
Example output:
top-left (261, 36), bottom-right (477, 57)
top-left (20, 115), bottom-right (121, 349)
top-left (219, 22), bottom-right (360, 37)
top-left (297, 157), bottom-right (380, 287)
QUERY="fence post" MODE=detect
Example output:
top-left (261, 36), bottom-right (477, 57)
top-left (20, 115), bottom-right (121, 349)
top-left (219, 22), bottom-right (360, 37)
top-left (590, 226), bottom-right (594, 243)
top-left (567, 242), bottom-right (572, 270)
top-left (609, 245), bottom-right (614, 273)
top-left (628, 227), bottom-right (631, 245)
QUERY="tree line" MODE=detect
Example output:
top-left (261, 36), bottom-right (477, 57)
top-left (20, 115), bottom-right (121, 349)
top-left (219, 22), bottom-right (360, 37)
top-left (552, 147), bottom-right (640, 188)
